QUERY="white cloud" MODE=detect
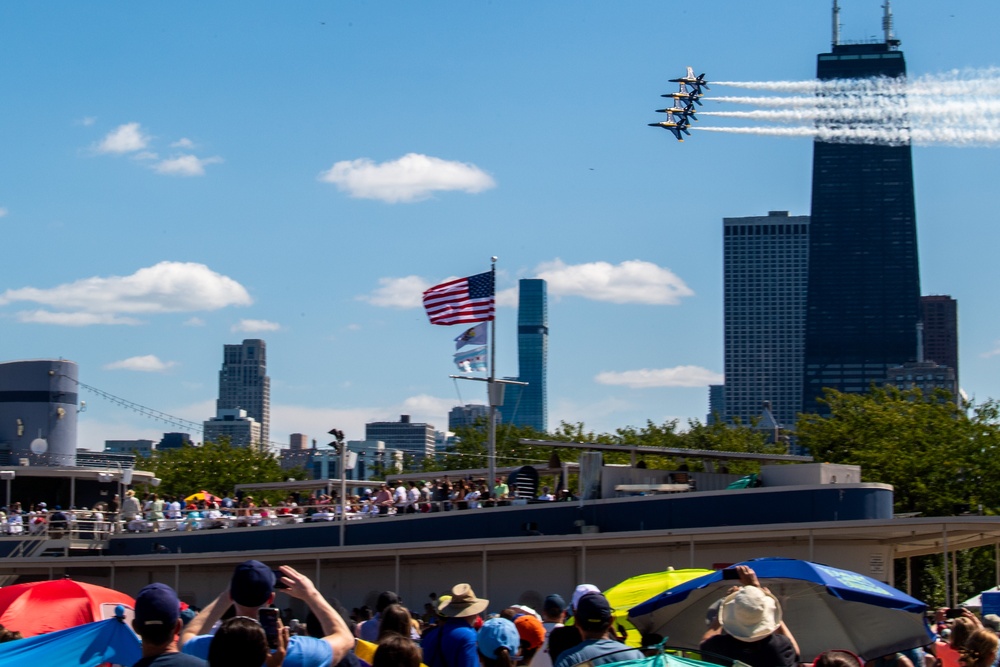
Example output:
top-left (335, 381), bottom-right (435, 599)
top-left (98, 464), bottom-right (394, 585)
top-left (0, 261), bottom-right (252, 325)
top-left (535, 259), bottom-right (694, 305)
top-left (496, 287), bottom-right (518, 308)
top-left (184, 317), bottom-right (206, 327)
top-left (232, 319), bottom-right (281, 333)
top-left (271, 394), bottom-right (455, 443)
top-left (0, 208), bottom-right (7, 218)
top-left (75, 116), bottom-right (97, 127)
top-left (95, 122), bottom-right (150, 154)
top-left (16, 311), bottom-right (142, 326)
top-left (359, 276), bottom-right (432, 308)
top-left (319, 153), bottom-right (496, 203)
top-left (153, 154), bottom-right (223, 177)
top-left (134, 151), bottom-right (159, 161)
top-left (104, 355), bottom-right (176, 372)
top-left (171, 138), bottom-right (195, 149)
top-left (595, 366), bottom-right (723, 388)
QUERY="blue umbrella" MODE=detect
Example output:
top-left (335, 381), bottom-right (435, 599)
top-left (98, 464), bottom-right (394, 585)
top-left (628, 557), bottom-right (933, 661)
top-left (0, 604), bottom-right (141, 667)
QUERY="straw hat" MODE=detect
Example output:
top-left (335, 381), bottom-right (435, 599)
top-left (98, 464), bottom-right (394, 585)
top-left (437, 583), bottom-right (489, 618)
top-left (720, 586), bottom-right (782, 642)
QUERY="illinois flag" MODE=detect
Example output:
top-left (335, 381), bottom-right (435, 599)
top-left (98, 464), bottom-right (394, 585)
top-left (423, 271), bottom-right (495, 326)
top-left (454, 323), bottom-right (488, 350)
top-left (454, 346), bottom-right (488, 373)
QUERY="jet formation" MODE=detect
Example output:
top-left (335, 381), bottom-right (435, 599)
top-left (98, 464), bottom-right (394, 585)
top-left (649, 66), bottom-right (709, 141)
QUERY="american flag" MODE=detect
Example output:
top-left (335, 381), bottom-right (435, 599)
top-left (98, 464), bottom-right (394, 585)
top-left (422, 271), bottom-right (495, 326)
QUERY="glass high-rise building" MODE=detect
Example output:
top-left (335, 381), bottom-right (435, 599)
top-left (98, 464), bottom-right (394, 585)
top-left (217, 339), bottom-right (270, 446)
top-left (802, 34), bottom-right (920, 414)
top-left (508, 279), bottom-right (548, 432)
top-left (724, 211), bottom-right (809, 430)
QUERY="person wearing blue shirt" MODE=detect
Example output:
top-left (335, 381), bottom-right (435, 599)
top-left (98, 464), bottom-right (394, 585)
top-left (422, 584), bottom-right (489, 667)
top-left (179, 560), bottom-right (354, 667)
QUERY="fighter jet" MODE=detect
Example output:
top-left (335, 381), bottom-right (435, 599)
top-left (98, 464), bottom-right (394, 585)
top-left (669, 66), bottom-right (710, 95)
top-left (661, 83), bottom-right (704, 106)
top-left (648, 112), bottom-right (692, 142)
top-left (655, 100), bottom-right (698, 122)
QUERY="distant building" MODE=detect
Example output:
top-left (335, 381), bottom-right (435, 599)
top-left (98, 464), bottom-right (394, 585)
top-left (921, 295), bottom-right (959, 386)
top-left (158, 432), bottom-right (192, 450)
top-left (0, 359), bottom-right (79, 466)
top-left (802, 36), bottom-right (920, 414)
top-left (289, 433), bottom-right (309, 451)
top-left (365, 415), bottom-right (434, 460)
top-left (508, 279), bottom-right (548, 432)
top-left (723, 211), bottom-right (809, 430)
top-left (448, 404), bottom-right (495, 431)
top-left (218, 339), bottom-right (270, 446)
top-left (346, 440), bottom-right (387, 481)
top-left (203, 408), bottom-right (261, 448)
top-left (105, 439), bottom-right (155, 457)
top-left (886, 361), bottom-right (958, 401)
top-left (707, 385), bottom-right (725, 425)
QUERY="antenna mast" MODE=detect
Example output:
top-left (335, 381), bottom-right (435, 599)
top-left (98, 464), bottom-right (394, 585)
top-left (882, 0), bottom-right (900, 48)
top-left (832, 0), bottom-right (841, 47)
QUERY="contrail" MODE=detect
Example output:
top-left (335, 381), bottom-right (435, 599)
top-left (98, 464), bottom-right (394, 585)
top-left (686, 68), bottom-right (1000, 146)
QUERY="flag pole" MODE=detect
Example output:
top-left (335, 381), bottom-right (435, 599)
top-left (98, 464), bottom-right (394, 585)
top-left (487, 256), bottom-right (498, 500)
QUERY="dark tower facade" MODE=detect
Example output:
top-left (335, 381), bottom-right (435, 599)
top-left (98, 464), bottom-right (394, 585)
top-left (920, 295), bottom-right (959, 385)
top-left (802, 37), bottom-right (920, 413)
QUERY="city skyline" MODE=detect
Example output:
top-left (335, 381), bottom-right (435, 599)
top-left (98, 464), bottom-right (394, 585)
top-left (2, 2), bottom-right (999, 449)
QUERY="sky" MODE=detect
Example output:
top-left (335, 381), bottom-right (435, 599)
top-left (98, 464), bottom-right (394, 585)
top-left (2, 1), bottom-right (1000, 452)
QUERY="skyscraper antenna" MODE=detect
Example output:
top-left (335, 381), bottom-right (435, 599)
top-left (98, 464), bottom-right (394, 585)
top-left (882, 0), bottom-right (900, 48)
top-left (832, 0), bottom-right (841, 47)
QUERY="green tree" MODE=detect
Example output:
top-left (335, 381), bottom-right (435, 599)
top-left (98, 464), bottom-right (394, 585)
top-left (796, 386), bottom-right (1000, 516)
top-left (144, 439), bottom-right (306, 499)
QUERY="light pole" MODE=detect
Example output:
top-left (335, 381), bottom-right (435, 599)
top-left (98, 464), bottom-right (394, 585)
top-left (328, 429), bottom-right (346, 547)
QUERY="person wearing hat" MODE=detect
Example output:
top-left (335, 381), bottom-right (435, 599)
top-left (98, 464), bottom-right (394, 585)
top-left (422, 584), bottom-right (490, 667)
top-left (132, 582), bottom-right (207, 666)
top-left (530, 594), bottom-right (568, 667)
top-left (547, 586), bottom-right (600, 667)
top-left (553, 593), bottom-right (642, 667)
top-left (179, 560), bottom-right (354, 667)
top-left (699, 566), bottom-right (798, 667)
top-left (478, 617), bottom-right (521, 667)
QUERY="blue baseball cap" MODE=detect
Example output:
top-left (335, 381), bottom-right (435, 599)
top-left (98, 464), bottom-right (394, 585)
top-left (230, 560), bottom-right (276, 607)
top-left (478, 617), bottom-right (520, 660)
top-left (135, 583), bottom-right (180, 629)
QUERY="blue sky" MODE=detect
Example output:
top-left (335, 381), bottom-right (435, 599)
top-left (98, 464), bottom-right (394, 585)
top-left (2, 1), bottom-right (999, 450)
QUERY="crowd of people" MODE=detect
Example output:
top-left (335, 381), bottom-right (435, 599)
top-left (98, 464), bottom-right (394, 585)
top-left (71, 561), bottom-right (1000, 667)
top-left (0, 478), bottom-right (573, 538)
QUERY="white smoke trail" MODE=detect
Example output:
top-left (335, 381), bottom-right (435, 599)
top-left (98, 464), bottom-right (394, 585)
top-left (686, 68), bottom-right (1000, 146)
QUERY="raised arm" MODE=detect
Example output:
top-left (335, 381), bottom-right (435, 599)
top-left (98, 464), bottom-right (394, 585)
top-left (278, 564), bottom-right (354, 662)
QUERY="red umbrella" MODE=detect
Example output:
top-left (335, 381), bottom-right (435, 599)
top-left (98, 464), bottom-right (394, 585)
top-left (0, 578), bottom-right (135, 637)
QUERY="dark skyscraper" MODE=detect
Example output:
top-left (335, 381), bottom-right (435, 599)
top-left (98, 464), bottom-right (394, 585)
top-left (920, 295), bottom-right (959, 385)
top-left (802, 16), bottom-right (920, 413)
top-left (506, 279), bottom-right (548, 432)
top-left (217, 339), bottom-right (270, 446)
